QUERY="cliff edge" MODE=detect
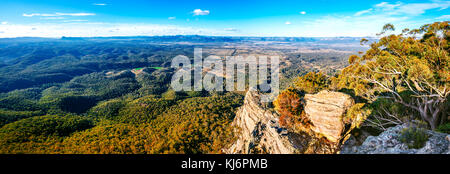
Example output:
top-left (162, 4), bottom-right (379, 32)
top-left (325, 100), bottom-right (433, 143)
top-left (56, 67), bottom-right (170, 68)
top-left (225, 90), bottom-right (297, 154)
top-left (225, 90), bottom-right (355, 154)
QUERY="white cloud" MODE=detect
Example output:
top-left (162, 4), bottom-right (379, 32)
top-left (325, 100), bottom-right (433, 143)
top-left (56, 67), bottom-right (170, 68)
top-left (436, 15), bottom-right (450, 19)
top-left (358, 1), bottom-right (450, 16)
top-left (296, 14), bottom-right (413, 37)
top-left (23, 13), bottom-right (39, 17)
top-left (1, 22), bottom-right (7, 25)
top-left (397, 2), bottom-right (450, 15)
top-left (302, 0), bottom-right (450, 37)
top-left (285, 21), bottom-right (291, 25)
top-left (294, 0), bottom-right (449, 37)
top-left (192, 9), bottom-right (210, 16)
top-left (0, 23), bottom-right (236, 38)
top-left (93, 3), bottom-right (107, 6)
top-left (23, 12), bottom-right (96, 17)
top-left (224, 28), bottom-right (239, 32)
top-left (41, 17), bottom-right (66, 20)
top-left (354, 8), bottom-right (372, 16)
top-left (375, 2), bottom-right (401, 9)
top-left (168, 16), bottom-right (176, 20)
top-left (375, 2), bottom-right (387, 7)
top-left (300, 11), bottom-right (306, 15)
top-left (63, 20), bottom-right (88, 22)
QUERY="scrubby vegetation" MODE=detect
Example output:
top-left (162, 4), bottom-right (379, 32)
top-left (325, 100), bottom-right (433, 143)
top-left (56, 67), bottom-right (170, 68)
top-left (399, 127), bottom-right (429, 149)
top-left (58, 92), bottom-right (243, 154)
top-left (0, 89), bottom-right (243, 153)
top-left (273, 21), bottom-right (449, 149)
top-left (0, 115), bottom-right (94, 153)
top-left (0, 22), bottom-right (447, 154)
top-left (0, 37), bottom-right (248, 154)
top-left (436, 123), bottom-right (450, 134)
top-left (337, 21), bottom-right (449, 130)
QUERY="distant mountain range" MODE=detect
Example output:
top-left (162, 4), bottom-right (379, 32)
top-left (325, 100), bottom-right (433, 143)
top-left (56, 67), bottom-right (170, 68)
top-left (0, 35), bottom-right (378, 44)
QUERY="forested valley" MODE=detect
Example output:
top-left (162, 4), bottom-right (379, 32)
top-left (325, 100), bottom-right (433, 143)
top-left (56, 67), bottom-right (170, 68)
top-left (1, 22), bottom-right (446, 154)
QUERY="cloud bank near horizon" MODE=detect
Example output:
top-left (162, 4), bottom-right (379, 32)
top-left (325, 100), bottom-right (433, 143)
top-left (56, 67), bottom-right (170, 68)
top-left (0, 1), bottom-right (448, 38)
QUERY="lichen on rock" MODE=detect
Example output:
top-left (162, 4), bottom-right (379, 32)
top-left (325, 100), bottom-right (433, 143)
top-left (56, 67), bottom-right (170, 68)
top-left (341, 124), bottom-right (450, 154)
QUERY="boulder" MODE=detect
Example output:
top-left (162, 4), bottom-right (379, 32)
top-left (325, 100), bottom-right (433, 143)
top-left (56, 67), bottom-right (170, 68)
top-left (304, 90), bottom-right (354, 142)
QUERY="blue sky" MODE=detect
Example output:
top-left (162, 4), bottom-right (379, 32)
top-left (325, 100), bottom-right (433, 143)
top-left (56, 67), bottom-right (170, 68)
top-left (0, 0), bottom-right (448, 37)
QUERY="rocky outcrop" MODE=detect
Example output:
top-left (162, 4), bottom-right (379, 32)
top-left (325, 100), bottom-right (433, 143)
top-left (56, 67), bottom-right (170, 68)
top-left (304, 90), bottom-right (354, 142)
top-left (225, 90), bottom-right (298, 154)
top-left (226, 90), bottom-right (450, 154)
top-left (341, 124), bottom-right (450, 154)
top-left (225, 90), bottom-right (356, 154)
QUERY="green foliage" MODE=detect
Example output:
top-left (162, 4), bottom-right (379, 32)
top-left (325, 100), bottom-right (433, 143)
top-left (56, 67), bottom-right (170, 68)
top-left (42, 71), bottom-right (140, 100)
top-left (0, 115), bottom-right (94, 153)
top-left (0, 109), bottom-right (44, 128)
top-left (399, 127), bottom-right (429, 149)
top-left (293, 72), bottom-right (329, 94)
top-left (117, 96), bottom-right (175, 124)
top-left (336, 22), bottom-right (450, 130)
top-left (135, 69), bottom-right (173, 96)
top-left (59, 92), bottom-right (244, 154)
top-left (0, 96), bottom-right (42, 111)
top-left (185, 90), bottom-right (208, 98)
top-left (344, 103), bottom-right (371, 129)
top-left (60, 123), bottom-right (150, 154)
top-left (162, 89), bottom-right (179, 100)
top-left (0, 40), bottom-right (171, 93)
top-left (0, 35), bottom-right (390, 154)
top-left (0, 115), bottom-right (94, 141)
top-left (88, 98), bottom-right (126, 120)
top-left (436, 123), bottom-right (450, 134)
top-left (58, 96), bottom-right (98, 114)
top-left (0, 90), bottom-right (243, 154)
top-left (364, 96), bottom-right (415, 129)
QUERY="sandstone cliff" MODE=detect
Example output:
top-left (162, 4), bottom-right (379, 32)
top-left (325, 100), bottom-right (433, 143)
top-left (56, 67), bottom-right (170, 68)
top-left (225, 90), bottom-right (355, 154)
top-left (225, 90), bottom-right (297, 154)
top-left (304, 91), bottom-right (354, 142)
top-left (226, 89), bottom-right (450, 154)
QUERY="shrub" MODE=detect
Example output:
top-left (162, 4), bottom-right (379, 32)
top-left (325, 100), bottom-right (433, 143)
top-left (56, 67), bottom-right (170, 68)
top-left (273, 88), bottom-right (304, 127)
top-left (399, 127), bottom-right (429, 149)
top-left (436, 123), bottom-right (450, 134)
top-left (293, 71), bottom-right (329, 94)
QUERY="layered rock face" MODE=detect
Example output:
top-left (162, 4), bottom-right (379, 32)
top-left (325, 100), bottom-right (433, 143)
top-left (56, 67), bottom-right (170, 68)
top-left (225, 90), bottom-right (355, 154)
top-left (226, 90), bottom-right (449, 154)
top-left (304, 90), bottom-right (354, 142)
top-left (225, 90), bottom-right (297, 154)
top-left (341, 124), bottom-right (450, 154)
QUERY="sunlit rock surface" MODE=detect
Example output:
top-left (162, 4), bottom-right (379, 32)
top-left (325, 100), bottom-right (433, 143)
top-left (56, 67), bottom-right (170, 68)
top-left (225, 90), bottom-right (297, 154)
top-left (304, 90), bottom-right (354, 142)
top-left (225, 90), bottom-right (355, 154)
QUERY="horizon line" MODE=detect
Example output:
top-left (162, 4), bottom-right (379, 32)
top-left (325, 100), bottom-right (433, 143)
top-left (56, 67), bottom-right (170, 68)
top-left (0, 35), bottom-right (380, 39)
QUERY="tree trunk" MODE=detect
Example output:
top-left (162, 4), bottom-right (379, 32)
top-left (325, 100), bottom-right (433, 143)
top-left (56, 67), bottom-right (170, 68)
top-left (430, 117), bottom-right (438, 130)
